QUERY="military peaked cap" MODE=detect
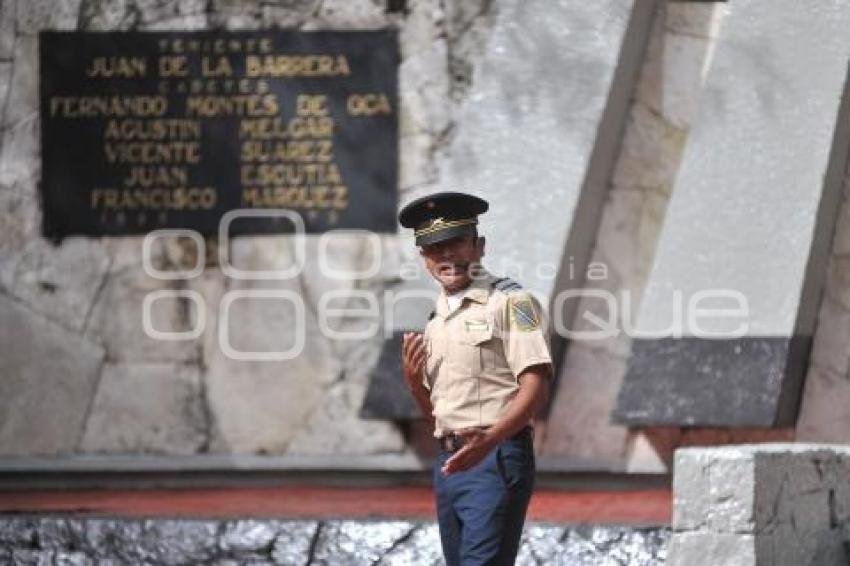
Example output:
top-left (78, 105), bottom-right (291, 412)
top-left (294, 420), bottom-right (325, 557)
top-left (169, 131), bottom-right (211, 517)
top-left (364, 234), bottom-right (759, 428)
top-left (398, 191), bottom-right (488, 246)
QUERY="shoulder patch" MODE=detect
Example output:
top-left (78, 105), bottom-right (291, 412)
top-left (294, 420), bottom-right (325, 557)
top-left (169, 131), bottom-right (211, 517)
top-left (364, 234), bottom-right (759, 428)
top-left (509, 294), bottom-right (540, 332)
top-left (492, 277), bottom-right (523, 294)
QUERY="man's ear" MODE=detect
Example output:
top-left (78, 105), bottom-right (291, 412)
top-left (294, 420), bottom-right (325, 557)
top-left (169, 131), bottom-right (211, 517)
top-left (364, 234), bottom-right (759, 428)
top-left (476, 236), bottom-right (486, 257)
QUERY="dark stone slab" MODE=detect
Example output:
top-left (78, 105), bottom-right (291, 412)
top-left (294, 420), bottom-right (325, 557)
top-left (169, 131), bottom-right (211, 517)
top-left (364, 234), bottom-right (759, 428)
top-left (359, 331), bottom-right (421, 420)
top-left (612, 336), bottom-right (812, 427)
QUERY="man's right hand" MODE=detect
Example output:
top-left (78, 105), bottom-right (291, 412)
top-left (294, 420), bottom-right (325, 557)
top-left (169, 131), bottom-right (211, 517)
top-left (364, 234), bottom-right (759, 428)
top-left (402, 332), bottom-right (427, 390)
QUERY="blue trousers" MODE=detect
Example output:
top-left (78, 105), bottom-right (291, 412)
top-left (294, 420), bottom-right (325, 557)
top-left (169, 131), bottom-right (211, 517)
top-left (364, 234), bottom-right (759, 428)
top-left (433, 428), bottom-right (535, 566)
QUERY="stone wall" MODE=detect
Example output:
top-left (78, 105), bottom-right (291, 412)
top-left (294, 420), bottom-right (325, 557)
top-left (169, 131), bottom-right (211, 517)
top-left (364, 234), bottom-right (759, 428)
top-left (0, 0), bottom-right (498, 459)
top-left (0, 516), bottom-right (670, 565)
top-left (3, 0), bottom-right (850, 472)
top-left (669, 444), bottom-right (850, 566)
top-left (0, 0), bottom-right (721, 465)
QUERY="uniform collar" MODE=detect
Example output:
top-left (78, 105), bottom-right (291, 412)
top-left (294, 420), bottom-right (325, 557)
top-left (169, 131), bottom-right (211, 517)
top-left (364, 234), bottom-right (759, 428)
top-left (435, 271), bottom-right (494, 318)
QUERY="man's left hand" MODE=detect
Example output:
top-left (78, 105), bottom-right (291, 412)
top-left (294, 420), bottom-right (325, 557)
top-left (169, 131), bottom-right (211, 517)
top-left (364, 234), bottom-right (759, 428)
top-left (441, 428), bottom-right (497, 475)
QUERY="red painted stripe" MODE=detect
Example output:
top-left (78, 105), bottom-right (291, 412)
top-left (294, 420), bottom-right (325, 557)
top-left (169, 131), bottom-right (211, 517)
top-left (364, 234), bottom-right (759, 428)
top-left (0, 487), bottom-right (670, 525)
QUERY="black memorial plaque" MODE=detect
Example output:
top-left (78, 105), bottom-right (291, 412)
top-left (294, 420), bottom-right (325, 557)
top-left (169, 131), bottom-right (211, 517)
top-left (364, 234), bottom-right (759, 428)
top-left (39, 31), bottom-right (398, 238)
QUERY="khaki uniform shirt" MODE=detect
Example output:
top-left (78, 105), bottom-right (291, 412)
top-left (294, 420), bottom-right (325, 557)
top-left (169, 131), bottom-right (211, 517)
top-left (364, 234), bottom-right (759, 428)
top-left (422, 272), bottom-right (553, 438)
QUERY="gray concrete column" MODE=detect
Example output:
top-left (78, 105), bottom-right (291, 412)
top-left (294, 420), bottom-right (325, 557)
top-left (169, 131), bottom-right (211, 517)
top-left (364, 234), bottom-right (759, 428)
top-left (614, 0), bottom-right (850, 427)
top-left (439, 0), bottom-right (658, 305)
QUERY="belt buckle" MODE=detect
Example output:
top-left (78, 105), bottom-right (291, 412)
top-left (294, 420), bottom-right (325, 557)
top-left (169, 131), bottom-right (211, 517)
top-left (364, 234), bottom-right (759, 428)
top-left (443, 432), bottom-right (465, 453)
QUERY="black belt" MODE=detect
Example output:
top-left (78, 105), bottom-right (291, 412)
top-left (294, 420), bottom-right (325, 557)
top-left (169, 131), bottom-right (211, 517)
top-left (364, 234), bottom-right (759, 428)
top-left (438, 425), bottom-right (533, 453)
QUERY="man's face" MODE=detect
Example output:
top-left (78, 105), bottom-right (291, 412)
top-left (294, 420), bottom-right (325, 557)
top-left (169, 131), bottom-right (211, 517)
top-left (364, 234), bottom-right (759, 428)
top-left (419, 234), bottom-right (485, 293)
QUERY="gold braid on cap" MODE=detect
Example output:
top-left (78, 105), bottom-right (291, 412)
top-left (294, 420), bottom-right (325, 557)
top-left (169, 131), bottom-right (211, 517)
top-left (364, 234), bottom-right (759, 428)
top-left (414, 216), bottom-right (478, 237)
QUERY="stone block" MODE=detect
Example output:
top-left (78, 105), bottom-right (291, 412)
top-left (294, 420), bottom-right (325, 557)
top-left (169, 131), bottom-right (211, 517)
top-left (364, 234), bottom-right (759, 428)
top-left (79, 363), bottom-right (206, 454)
top-left (540, 344), bottom-right (629, 462)
top-left (138, 520), bottom-right (219, 564)
top-left (133, 0), bottom-right (206, 23)
top-left (515, 524), bottom-right (565, 565)
top-left (614, 336), bottom-right (806, 427)
top-left (0, 518), bottom-right (38, 548)
top-left (10, 549), bottom-right (57, 564)
top-left (611, 101), bottom-right (687, 192)
top-left (296, 235), bottom-right (370, 318)
top-left (756, 527), bottom-right (849, 566)
top-left (269, 521), bottom-right (319, 564)
top-left (824, 257), bottom-right (850, 311)
top-left (1, 34), bottom-right (38, 141)
top-left (139, 13), bottom-right (208, 31)
top-left (672, 448), bottom-right (712, 531)
top-left (30, 518), bottom-right (85, 550)
top-left (0, 111), bottom-right (38, 190)
top-left (0, 293), bottom-right (104, 455)
top-left (442, 1), bottom-right (498, 101)
top-left (790, 491), bottom-right (832, 535)
top-left (784, 456), bottom-right (829, 496)
top-left (83, 519), bottom-right (145, 562)
top-left (831, 194), bottom-right (850, 257)
top-left (635, 6), bottom-right (719, 131)
top-left (399, 0), bottom-right (443, 60)
top-left (399, 39), bottom-right (450, 137)
top-left (79, 0), bottom-right (135, 31)
top-left (261, 0), bottom-right (318, 28)
top-left (0, 0), bottom-right (14, 59)
top-left (378, 523), bottom-right (443, 565)
top-left (707, 453), bottom-right (756, 534)
top-left (809, 300), bottom-right (850, 378)
top-left (0, 235), bottom-right (112, 334)
top-left (204, 356), bottom-right (325, 454)
top-left (399, 133), bottom-right (437, 189)
top-left (202, 274), bottom-right (340, 453)
top-left (835, 481), bottom-right (850, 525)
top-left (83, 257), bottom-right (200, 364)
top-left (287, 380), bottom-right (405, 455)
top-left (208, 0), bottom-right (262, 30)
top-left (558, 526), bottom-right (670, 565)
top-left (304, 0), bottom-right (388, 30)
top-left (0, 62), bottom-right (11, 121)
top-left (218, 520), bottom-right (280, 557)
top-left (668, 532), bottom-right (756, 566)
top-left (311, 520), bottom-right (414, 564)
top-left (587, 189), bottom-right (644, 291)
top-left (16, 0), bottom-right (80, 34)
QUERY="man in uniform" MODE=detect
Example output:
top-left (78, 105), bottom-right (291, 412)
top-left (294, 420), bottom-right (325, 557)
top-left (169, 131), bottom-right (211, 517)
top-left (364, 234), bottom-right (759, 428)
top-left (398, 191), bottom-right (553, 565)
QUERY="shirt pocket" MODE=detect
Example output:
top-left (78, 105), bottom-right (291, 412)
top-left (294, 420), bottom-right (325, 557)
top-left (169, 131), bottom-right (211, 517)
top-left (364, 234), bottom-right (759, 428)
top-left (456, 315), bottom-right (496, 377)
top-left (460, 322), bottom-right (494, 346)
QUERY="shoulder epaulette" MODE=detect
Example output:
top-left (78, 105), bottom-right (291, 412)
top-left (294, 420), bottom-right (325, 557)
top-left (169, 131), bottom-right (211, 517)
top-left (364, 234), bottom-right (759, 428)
top-left (491, 277), bottom-right (523, 293)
